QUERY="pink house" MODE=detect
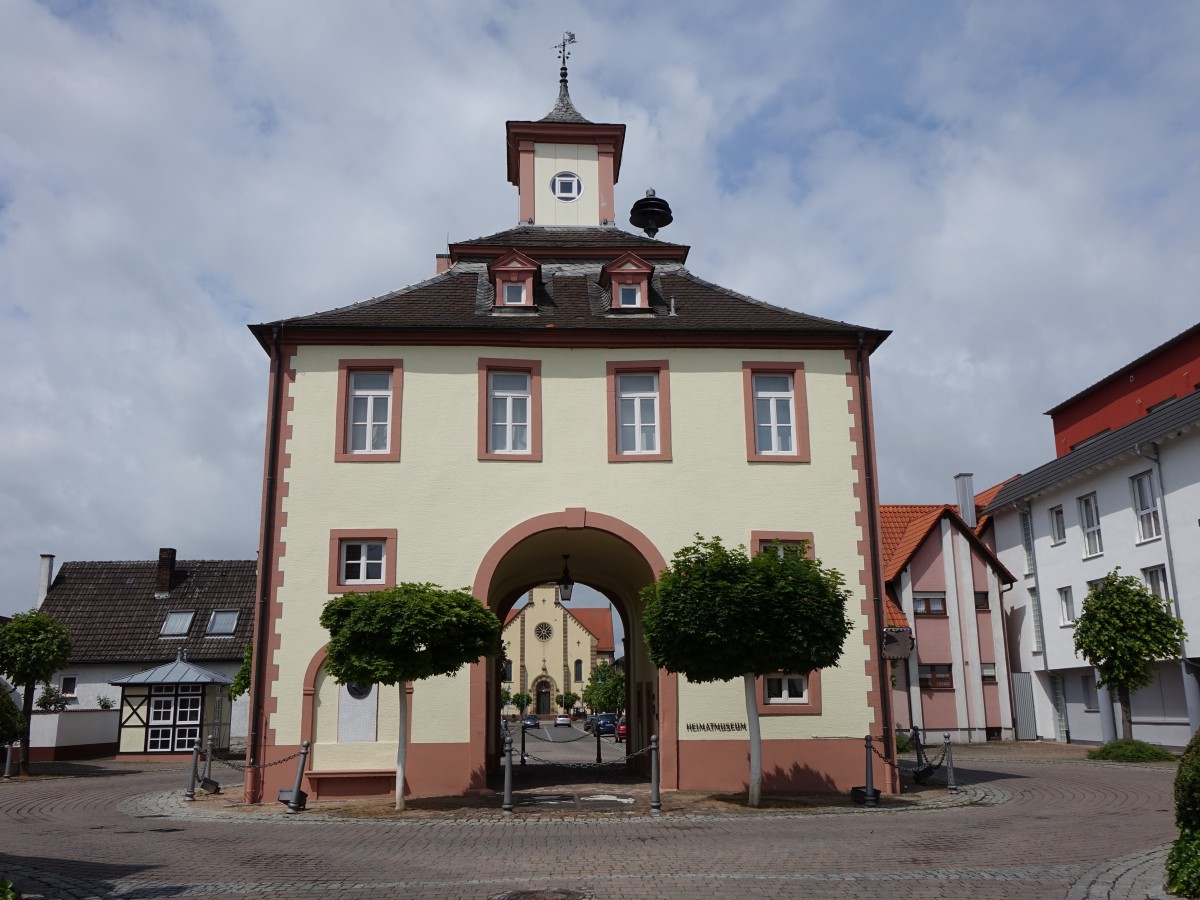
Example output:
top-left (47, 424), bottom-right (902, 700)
top-left (882, 476), bottom-right (1017, 742)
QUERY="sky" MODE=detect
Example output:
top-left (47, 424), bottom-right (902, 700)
top-left (2, 1), bottom-right (1199, 617)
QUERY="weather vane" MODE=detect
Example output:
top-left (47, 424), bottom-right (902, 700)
top-left (555, 32), bottom-right (576, 66)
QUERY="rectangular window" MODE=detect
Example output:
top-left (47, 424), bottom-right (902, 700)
top-left (161, 610), bottom-right (195, 637)
top-left (1082, 673), bottom-right (1099, 711)
top-left (206, 610), bottom-right (239, 635)
top-left (618, 285), bottom-right (640, 307)
top-left (742, 362), bottom-right (810, 463)
top-left (1131, 472), bottom-right (1161, 542)
top-left (1078, 494), bottom-right (1103, 557)
top-left (1030, 588), bottom-right (1045, 653)
top-left (1049, 506), bottom-right (1066, 545)
top-left (974, 591), bottom-right (990, 610)
top-left (764, 674), bottom-right (808, 704)
top-left (1058, 586), bottom-right (1075, 624)
top-left (913, 593), bottom-right (946, 616)
top-left (752, 531), bottom-right (816, 560)
top-left (335, 359), bottom-right (403, 462)
top-left (478, 359), bottom-right (542, 461)
top-left (60, 675), bottom-right (77, 697)
top-left (1020, 511), bottom-right (1035, 574)
top-left (148, 727), bottom-right (173, 752)
top-left (1144, 565), bottom-right (1170, 600)
top-left (918, 664), bottom-right (953, 690)
top-left (174, 726), bottom-right (201, 752)
top-left (328, 529), bottom-right (398, 593)
top-left (606, 361), bottom-right (672, 462)
top-left (980, 663), bottom-right (997, 683)
top-left (503, 283), bottom-right (526, 305)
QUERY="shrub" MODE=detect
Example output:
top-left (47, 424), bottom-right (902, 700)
top-left (1085, 739), bottom-right (1175, 763)
top-left (1168, 833), bottom-right (1200, 899)
top-left (34, 683), bottom-right (67, 713)
top-left (0, 877), bottom-right (20, 900)
top-left (96, 695), bottom-right (115, 711)
top-left (894, 731), bottom-right (913, 754)
top-left (1168, 730), bottom-right (1200, 897)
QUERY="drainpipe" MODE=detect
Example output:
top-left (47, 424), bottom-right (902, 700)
top-left (249, 325), bottom-right (285, 802)
top-left (1139, 441), bottom-right (1200, 731)
top-left (857, 333), bottom-right (894, 765)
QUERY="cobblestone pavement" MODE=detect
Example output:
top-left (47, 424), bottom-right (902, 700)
top-left (0, 743), bottom-right (1180, 899)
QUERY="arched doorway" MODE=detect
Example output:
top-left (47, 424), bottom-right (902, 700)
top-left (535, 680), bottom-right (553, 716)
top-left (471, 508), bottom-right (673, 786)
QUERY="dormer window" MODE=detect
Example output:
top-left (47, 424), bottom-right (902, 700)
top-left (550, 171), bottom-right (582, 202)
top-left (488, 249), bottom-right (540, 309)
top-left (161, 610), bottom-right (195, 637)
top-left (601, 252), bottom-right (654, 311)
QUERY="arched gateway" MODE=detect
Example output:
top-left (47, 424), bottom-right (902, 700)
top-left (245, 58), bottom-right (895, 805)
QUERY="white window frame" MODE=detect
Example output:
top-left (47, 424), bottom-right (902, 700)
top-left (617, 285), bottom-right (640, 307)
top-left (340, 541), bottom-right (386, 585)
top-left (347, 371), bottom-right (392, 454)
top-left (1049, 506), bottom-right (1066, 545)
top-left (1144, 565), bottom-right (1171, 600)
top-left (503, 283), bottom-right (526, 306)
top-left (550, 171), bottom-right (582, 201)
top-left (764, 673), bottom-right (808, 705)
top-left (616, 372), bottom-right (660, 454)
top-left (60, 675), bottom-right (77, 697)
top-left (1078, 493), bottom-right (1103, 558)
top-left (161, 610), bottom-right (195, 637)
top-left (1131, 471), bottom-right (1162, 542)
top-left (751, 373), bottom-right (796, 455)
top-left (913, 592), bottom-right (946, 615)
top-left (488, 371), bottom-right (532, 454)
top-left (206, 610), bottom-right (239, 635)
top-left (1058, 586), bottom-right (1076, 624)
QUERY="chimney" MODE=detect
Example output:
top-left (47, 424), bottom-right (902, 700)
top-left (155, 548), bottom-right (177, 597)
top-left (37, 554), bottom-right (55, 608)
top-left (954, 473), bottom-right (976, 528)
top-left (436, 253), bottom-right (451, 275)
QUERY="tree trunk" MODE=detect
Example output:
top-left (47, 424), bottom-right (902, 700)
top-left (743, 673), bottom-right (762, 808)
top-left (1118, 685), bottom-right (1133, 741)
top-left (19, 680), bottom-right (34, 777)
top-left (395, 683), bottom-right (408, 811)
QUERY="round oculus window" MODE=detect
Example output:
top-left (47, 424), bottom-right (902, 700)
top-left (550, 171), bottom-right (582, 202)
top-left (534, 622), bottom-right (553, 641)
top-left (346, 682), bottom-right (373, 700)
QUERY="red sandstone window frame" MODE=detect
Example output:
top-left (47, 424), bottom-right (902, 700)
top-left (334, 359), bottom-right (403, 463)
top-left (749, 531), bottom-right (822, 716)
top-left (606, 360), bottom-right (672, 462)
top-left (477, 358), bottom-right (543, 462)
top-left (327, 528), bottom-right (398, 593)
top-left (742, 361), bottom-right (810, 463)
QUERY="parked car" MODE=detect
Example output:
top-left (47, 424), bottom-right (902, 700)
top-left (616, 717), bottom-right (627, 742)
top-left (522, 714), bottom-right (539, 729)
top-left (596, 713), bottom-right (617, 735)
top-left (554, 713), bottom-right (571, 727)
top-left (583, 714), bottom-right (596, 732)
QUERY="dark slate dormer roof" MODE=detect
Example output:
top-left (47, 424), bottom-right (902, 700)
top-left (40, 559), bottom-right (257, 666)
top-left (451, 226), bottom-right (687, 259)
top-left (540, 68), bottom-right (591, 124)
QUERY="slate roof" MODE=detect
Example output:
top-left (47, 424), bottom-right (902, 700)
top-left (985, 388), bottom-right (1200, 512)
top-left (255, 255), bottom-right (885, 344)
top-left (539, 73), bottom-right (591, 124)
top-left (879, 504), bottom-right (1015, 589)
top-left (452, 226), bottom-right (682, 254)
top-left (111, 655), bottom-right (232, 686)
top-left (40, 559), bottom-right (256, 666)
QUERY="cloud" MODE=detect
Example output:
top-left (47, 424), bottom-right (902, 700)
top-left (2, 1), bottom-right (1199, 612)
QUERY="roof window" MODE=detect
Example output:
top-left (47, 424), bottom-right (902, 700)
top-left (207, 610), bottom-right (239, 636)
top-left (161, 610), bottom-right (195, 637)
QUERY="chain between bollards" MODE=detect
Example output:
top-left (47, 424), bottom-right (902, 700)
top-left (502, 734), bottom-right (514, 816)
top-left (650, 734), bottom-right (661, 814)
top-left (185, 742), bottom-right (200, 800)
top-left (285, 740), bottom-right (310, 814)
top-left (943, 733), bottom-right (957, 794)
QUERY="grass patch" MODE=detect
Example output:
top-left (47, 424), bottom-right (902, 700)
top-left (1086, 739), bottom-right (1175, 762)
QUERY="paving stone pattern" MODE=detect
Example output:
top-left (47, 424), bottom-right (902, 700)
top-left (0, 744), bottom-right (1180, 899)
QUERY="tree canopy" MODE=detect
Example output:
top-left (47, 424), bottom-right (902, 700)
top-left (641, 535), bottom-right (854, 806)
top-left (320, 584), bottom-right (501, 808)
top-left (1074, 568), bottom-right (1185, 740)
top-left (582, 659), bottom-right (625, 714)
top-left (0, 609), bottom-right (73, 775)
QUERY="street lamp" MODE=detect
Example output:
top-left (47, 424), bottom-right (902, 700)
top-left (556, 554), bottom-right (575, 602)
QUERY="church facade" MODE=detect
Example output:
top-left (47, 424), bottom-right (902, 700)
top-left (245, 62), bottom-right (895, 803)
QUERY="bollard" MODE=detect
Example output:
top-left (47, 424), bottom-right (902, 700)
top-left (286, 740), bottom-right (311, 814)
top-left (943, 733), bottom-right (957, 794)
top-left (185, 742), bottom-right (200, 801)
top-left (520, 723), bottom-right (527, 766)
top-left (864, 735), bottom-right (877, 808)
top-left (502, 734), bottom-right (514, 816)
top-left (203, 734), bottom-right (214, 782)
top-left (910, 725), bottom-right (924, 767)
top-left (595, 720), bottom-right (602, 764)
top-left (3, 742), bottom-right (13, 780)
top-left (650, 734), bottom-right (661, 814)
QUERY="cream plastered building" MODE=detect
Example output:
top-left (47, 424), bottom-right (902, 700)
top-left (244, 67), bottom-right (896, 803)
top-left (501, 585), bottom-right (615, 716)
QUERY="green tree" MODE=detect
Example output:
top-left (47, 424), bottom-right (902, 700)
top-left (0, 610), bottom-right (73, 776)
top-left (511, 691), bottom-right (532, 715)
top-left (582, 660), bottom-right (625, 714)
top-left (320, 584), bottom-right (501, 809)
top-left (1074, 568), bottom-right (1186, 740)
top-left (642, 536), bottom-right (853, 807)
top-left (561, 691), bottom-right (580, 713)
top-left (228, 643), bottom-right (252, 701)
top-left (499, 687), bottom-right (512, 714)
top-left (0, 686), bottom-right (24, 747)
